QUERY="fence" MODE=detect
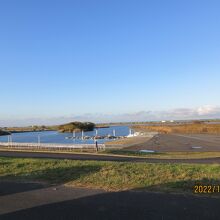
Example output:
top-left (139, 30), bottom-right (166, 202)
top-left (0, 142), bottom-right (106, 151)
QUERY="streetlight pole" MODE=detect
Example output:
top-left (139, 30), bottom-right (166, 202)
top-left (38, 135), bottom-right (41, 147)
top-left (7, 135), bottom-right (10, 147)
top-left (10, 135), bottom-right (12, 147)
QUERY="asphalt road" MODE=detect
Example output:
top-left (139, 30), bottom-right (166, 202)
top-left (1, 150), bottom-right (220, 164)
top-left (1, 182), bottom-right (220, 220)
top-left (127, 134), bottom-right (220, 152)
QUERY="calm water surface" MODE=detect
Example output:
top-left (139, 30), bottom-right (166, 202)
top-left (0, 126), bottom-right (130, 144)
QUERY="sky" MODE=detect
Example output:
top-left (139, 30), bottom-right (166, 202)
top-left (0, 0), bottom-right (220, 126)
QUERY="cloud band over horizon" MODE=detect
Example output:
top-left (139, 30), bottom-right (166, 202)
top-left (0, 105), bottom-right (220, 127)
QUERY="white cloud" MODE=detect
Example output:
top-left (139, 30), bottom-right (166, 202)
top-left (0, 105), bottom-right (220, 127)
top-left (197, 105), bottom-right (220, 115)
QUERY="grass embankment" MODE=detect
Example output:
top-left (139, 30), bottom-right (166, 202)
top-left (133, 123), bottom-right (220, 134)
top-left (1, 157), bottom-right (220, 194)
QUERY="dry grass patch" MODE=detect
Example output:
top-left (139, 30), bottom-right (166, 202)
top-left (133, 123), bottom-right (220, 134)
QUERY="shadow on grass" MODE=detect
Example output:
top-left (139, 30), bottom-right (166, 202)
top-left (29, 164), bottom-right (102, 184)
top-left (1, 179), bottom-right (220, 220)
top-left (135, 178), bottom-right (220, 195)
top-left (0, 164), bottom-right (102, 195)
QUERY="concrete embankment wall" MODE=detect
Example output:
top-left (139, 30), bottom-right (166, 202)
top-left (105, 132), bottom-right (158, 149)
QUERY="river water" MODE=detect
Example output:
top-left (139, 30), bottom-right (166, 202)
top-left (0, 126), bottom-right (130, 144)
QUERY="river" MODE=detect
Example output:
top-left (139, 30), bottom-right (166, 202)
top-left (0, 126), bottom-right (130, 144)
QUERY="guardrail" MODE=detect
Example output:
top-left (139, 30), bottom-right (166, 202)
top-left (0, 142), bottom-right (105, 151)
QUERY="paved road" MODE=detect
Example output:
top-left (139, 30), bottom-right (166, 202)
top-left (0, 182), bottom-right (220, 220)
top-left (1, 150), bottom-right (220, 164)
top-left (174, 134), bottom-right (220, 144)
top-left (127, 134), bottom-right (220, 152)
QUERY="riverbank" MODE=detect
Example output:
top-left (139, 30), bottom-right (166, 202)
top-left (0, 130), bottom-right (10, 136)
top-left (2, 122), bottom-right (98, 135)
top-left (2, 126), bottom-right (57, 134)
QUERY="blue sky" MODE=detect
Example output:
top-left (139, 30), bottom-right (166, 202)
top-left (0, 0), bottom-right (220, 125)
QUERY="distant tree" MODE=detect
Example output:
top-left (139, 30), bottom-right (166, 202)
top-left (58, 122), bottom-right (95, 133)
top-left (32, 125), bottom-right (39, 131)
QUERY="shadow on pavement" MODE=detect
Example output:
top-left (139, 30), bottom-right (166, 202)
top-left (1, 188), bottom-right (220, 220)
top-left (0, 182), bottom-right (45, 196)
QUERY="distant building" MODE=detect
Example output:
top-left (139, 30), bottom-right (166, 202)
top-left (161, 120), bottom-right (166, 123)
